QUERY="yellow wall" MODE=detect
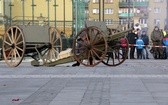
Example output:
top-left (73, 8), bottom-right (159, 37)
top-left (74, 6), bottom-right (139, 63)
top-left (10, 0), bottom-right (72, 35)
top-left (0, 0), bottom-right (3, 15)
top-left (12, 0), bottom-right (72, 21)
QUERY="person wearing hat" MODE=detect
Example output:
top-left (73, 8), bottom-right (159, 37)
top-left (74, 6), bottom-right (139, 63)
top-left (151, 26), bottom-right (164, 59)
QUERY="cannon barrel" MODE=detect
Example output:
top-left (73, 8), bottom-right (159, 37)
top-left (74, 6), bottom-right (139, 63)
top-left (106, 28), bottom-right (132, 41)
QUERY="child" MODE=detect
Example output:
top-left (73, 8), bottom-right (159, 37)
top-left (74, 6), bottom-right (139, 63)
top-left (136, 37), bottom-right (144, 59)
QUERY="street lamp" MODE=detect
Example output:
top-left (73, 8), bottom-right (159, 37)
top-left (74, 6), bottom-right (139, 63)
top-left (9, 2), bottom-right (14, 26)
top-left (128, 0), bottom-right (131, 28)
top-left (21, 0), bottom-right (25, 25)
top-left (53, 0), bottom-right (58, 28)
top-left (63, 0), bottom-right (65, 32)
top-left (31, 0), bottom-right (36, 25)
top-left (46, 0), bottom-right (51, 26)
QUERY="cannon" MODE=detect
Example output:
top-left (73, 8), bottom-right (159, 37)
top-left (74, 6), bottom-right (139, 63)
top-left (2, 25), bottom-right (62, 67)
top-left (46, 21), bottom-right (132, 67)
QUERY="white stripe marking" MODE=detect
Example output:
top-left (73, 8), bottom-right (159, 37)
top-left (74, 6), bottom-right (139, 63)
top-left (0, 75), bottom-right (168, 79)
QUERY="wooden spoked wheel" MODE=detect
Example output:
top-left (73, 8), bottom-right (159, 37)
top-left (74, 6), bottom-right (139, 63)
top-left (43, 27), bottom-right (62, 64)
top-left (102, 37), bottom-right (129, 66)
top-left (73, 26), bottom-right (107, 67)
top-left (3, 26), bottom-right (25, 67)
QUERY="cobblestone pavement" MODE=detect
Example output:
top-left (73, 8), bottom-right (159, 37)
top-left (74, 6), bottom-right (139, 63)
top-left (0, 59), bottom-right (168, 105)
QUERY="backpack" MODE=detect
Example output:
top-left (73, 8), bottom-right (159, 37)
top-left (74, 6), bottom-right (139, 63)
top-left (120, 38), bottom-right (128, 48)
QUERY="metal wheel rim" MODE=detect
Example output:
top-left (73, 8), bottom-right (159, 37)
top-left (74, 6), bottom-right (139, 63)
top-left (73, 26), bottom-right (107, 67)
top-left (3, 26), bottom-right (25, 67)
top-left (102, 38), bottom-right (129, 66)
top-left (43, 27), bottom-right (62, 63)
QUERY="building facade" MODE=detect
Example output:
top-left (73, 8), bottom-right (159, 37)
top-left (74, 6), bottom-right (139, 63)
top-left (119, 0), bottom-right (149, 30)
top-left (148, 0), bottom-right (167, 36)
top-left (88, 0), bottom-right (119, 29)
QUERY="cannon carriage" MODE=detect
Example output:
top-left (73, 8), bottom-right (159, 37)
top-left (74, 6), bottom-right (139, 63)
top-left (2, 25), bottom-right (62, 67)
top-left (72, 21), bottom-right (131, 67)
top-left (46, 21), bottom-right (132, 67)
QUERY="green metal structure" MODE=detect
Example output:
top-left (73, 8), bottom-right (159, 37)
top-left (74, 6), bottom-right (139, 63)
top-left (72, 0), bottom-right (88, 36)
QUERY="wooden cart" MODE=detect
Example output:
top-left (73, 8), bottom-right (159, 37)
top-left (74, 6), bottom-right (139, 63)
top-left (2, 25), bottom-right (62, 67)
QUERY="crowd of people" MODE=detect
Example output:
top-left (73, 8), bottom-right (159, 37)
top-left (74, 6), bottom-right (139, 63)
top-left (126, 24), bottom-right (168, 60)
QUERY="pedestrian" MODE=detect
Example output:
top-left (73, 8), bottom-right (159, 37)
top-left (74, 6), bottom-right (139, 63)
top-left (163, 25), bottom-right (168, 59)
top-left (120, 37), bottom-right (128, 59)
top-left (136, 36), bottom-right (144, 59)
top-left (60, 31), bottom-right (68, 50)
top-left (151, 26), bottom-right (164, 59)
top-left (126, 29), bottom-right (138, 59)
top-left (141, 31), bottom-right (149, 59)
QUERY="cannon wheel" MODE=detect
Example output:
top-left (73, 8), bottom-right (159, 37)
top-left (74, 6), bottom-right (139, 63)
top-left (3, 26), bottom-right (25, 67)
top-left (102, 37), bottom-right (129, 66)
top-left (43, 27), bottom-right (62, 64)
top-left (73, 26), bottom-right (107, 67)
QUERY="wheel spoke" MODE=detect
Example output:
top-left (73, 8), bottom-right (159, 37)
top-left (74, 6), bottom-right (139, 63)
top-left (13, 49), bottom-right (17, 61)
top-left (16, 40), bottom-right (23, 46)
top-left (92, 33), bottom-right (100, 44)
top-left (11, 28), bottom-right (14, 41)
top-left (16, 33), bottom-right (22, 43)
top-left (7, 33), bottom-right (13, 43)
top-left (91, 49), bottom-right (102, 60)
top-left (93, 47), bottom-right (104, 53)
top-left (7, 49), bottom-right (13, 59)
top-left (16, 46), bottom-right (24, 52)
top-left (4, 40), bottom-right (12, 46)
top-left (4, 47), bottom-right (12, 52)
top-left (15, 28), bottom-right (18, 41)
top-left (15, 48), bottom-right (21, 58)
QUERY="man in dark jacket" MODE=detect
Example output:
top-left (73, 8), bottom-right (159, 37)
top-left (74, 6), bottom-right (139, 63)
top-left (151, 26), bottom-right (164, 59)
top-left (127, 29), bottom-right (138, 59)
top-left (141, 31), bottom-right (149, 59)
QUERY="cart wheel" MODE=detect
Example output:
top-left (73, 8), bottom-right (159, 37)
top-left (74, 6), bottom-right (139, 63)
top-left (3, 26), bottom-right (25, 67)
top-left (102, 37), bottom-right (129, 66)
top-left (73, 26), bottom-right (107, 67)
top-left (43, 27), bottom-right (62, 64)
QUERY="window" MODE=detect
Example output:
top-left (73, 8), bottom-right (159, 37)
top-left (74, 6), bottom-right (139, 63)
top-left (154, 8), bottom-right (161, 13)
top-left (105, 19), bottom-right (113, 25)
top-left (120, 19), bottom-right (127, 24)
top-left (93, 9), bottom-right (99, 14)
top-left (154, 19), bottom-right (160, 27)
top-left (94, 19), bottom-right (99, 21)
top-left (104, 9), bottom-right (113, 14)
top-left (93, 0), bottom-right (99, 3)
top-left (105, 0), bottom-right (113, 3)
top-left (154, 0), bottom-right (164, 2)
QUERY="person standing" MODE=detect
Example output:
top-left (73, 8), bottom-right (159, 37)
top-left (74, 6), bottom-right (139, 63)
top-left (151, 26), bottom-right (164, 59)
top-left (162, 33), bottom-right (168, 59)
top-left (141, 31), bottom-right (149, 59)
top-left (127, 29), bottom-right (138, 59)
top-left (136, 36), bottom-right (144, 59)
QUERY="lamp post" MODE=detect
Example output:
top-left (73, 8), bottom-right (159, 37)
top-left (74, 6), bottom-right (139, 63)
top-left (128, 0), bottom-right (131, 28)
top-left (46, 0), bottom-right (51, 26)
top-left (99, 0), bottom-right (101, 21)
top-left (166, 0), bottom-right (168, 29)
top-left (31, 0), bottom-right (36, 25)
top-left (102, 0), bottom-right (104, 21)
top-left (63, 0), bottom-right (65, 32)
top-left (9, 2), bottom-right (14, 26)
top-left (21, 0), bottom-right (25, 25)
top-left (53, 0), bottom-right (58, 28)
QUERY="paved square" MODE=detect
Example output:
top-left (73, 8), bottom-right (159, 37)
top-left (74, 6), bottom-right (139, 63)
top-left (0, 59), bottom-right (168, 105)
